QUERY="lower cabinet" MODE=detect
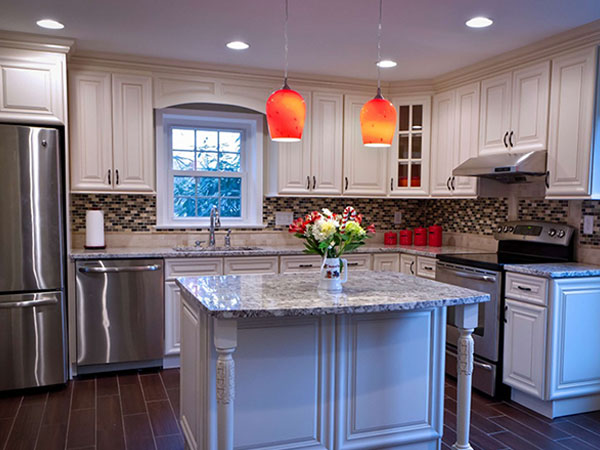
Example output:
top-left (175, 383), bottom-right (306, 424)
top-left (416, 256), bottom-right (437, 279)
top-left (400, 254), bottom-right (416, 275)
top-left (373, 254), bottom-right (400, 272)
top-left (224, 256), bottom-right (278, 275)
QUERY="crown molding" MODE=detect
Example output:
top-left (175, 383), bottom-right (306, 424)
top-left (432, 19), bottom-right (600, 92)
top-left (0, 30), bottom-right (74, 54)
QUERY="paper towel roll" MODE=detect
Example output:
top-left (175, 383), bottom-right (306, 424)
top-left (85, 210), bottom-right (105, 249)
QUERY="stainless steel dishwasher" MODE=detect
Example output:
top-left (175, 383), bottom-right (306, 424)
top-left (75, 259), bottom-right (164, 370)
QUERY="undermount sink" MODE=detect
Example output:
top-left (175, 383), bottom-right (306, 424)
top-left (172, 246), bottom-right (263, 252)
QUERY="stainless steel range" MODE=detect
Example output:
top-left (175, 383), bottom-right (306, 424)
top-left (436, 221), bottom-right (575, 397)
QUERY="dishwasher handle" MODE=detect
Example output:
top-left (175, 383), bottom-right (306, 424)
top-left (78, 264), bottom-right (161, 274)
top-left (0, 298), bottom-right (58, 309)
top-left (445, 270), bottom-right (496, 283)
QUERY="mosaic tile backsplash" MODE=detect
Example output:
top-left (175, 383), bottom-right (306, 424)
top-left (71, 194), bottom-right (600, 246)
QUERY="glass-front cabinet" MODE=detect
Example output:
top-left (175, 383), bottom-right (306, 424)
top-left (389, 96), bottom-right (431, 196)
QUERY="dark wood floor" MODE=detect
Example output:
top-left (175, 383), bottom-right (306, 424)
top-left (1, 370), bottom-right (600, 450)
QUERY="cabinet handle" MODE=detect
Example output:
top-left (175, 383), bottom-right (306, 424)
top-left (517, 285), bottom-right (532, 292)
top-left (312, 176), bottom-right (316, 190)
top-left (451, 176), bottom-right (456, 191)
top-left (306, 176), bottom-right (310, 190)
top-left (423, 265), bottom-right (434, 271)
top-left (347, 262), bottom-right (360, 267)
top-left (390, 178), bottom-right (394, 191)
top-left (545, 171), bottom-right (550, 189)
top-left (107, 169), bottom-right (111, 185)
top-left (115, 169), bottom-right (120, 185)
top-left (298, 264), bottom-right (313, 268)
top-left (504, 305), bottom-right (508, 323)
top-left (446, 177), bottom-right (451, 191)
top-left (503, 131), bottom-right (508, 148)
top-left (410, 261), bottom-right (415, 275)
top-left (345, 177), bottom-right (349, 191)
top-left (509, 131), bottom-right (514, 147)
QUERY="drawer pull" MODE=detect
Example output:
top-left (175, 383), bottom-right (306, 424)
top-left (517, 285), bottom-right (532, 292)
top-left (347, 262), bottom-right (360, 267)
top-left (423, 266), bottom-right (434, 271)
top-left (298, 264), bottom-right (313, 268)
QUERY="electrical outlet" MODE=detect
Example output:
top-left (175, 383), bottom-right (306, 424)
top-left (394, 211), bottom-right (402, 225)
top-left (583, 215), bottom-right (594, 235)
top-left (275, 211), bottom-right (294, 226)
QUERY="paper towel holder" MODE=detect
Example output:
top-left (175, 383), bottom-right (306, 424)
top-left (85, 208), bottom-right (106, 250)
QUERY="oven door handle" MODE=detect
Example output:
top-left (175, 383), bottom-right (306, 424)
top-left (449, 271), bottom-right (496, 283)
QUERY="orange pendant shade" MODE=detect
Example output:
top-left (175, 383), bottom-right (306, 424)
top-left (266, 87), bottom-right (306, 142)
top-left (360, 94), bottom-right (396, 147)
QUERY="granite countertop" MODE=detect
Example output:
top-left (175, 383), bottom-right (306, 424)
top-left (504, 262), bottom-right (600, 279)
top-left (69, 244), bottom-right (487, 260)
top-left (176, 272), bottom-right (489, 319)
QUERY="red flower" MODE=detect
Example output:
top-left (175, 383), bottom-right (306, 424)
top-left (366, 224), bottom-right (376, 234)
top-left (289, 217), bottom-right (307, 234)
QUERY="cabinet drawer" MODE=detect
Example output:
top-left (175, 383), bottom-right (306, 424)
top-left (224, 256), bottom-right (279, 275)
top-left (165, 258), bottom-right (223, 280)
top-left (416, 256), bottom-right (437, 279)
top-left (280, 255), bottom-right (322, 274)
top-left (344, 254), bottom-right (372, 270)
top-left (506, 272), bottom-right (548, 306)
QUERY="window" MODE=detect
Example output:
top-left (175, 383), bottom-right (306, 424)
top-left (156, 108), bottom-right (264, 228)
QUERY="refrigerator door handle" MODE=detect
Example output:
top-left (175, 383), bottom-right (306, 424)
top-left (0, 298), bottom-right (58, 309)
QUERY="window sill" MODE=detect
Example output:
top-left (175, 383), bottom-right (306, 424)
top-left (155, 222), bottom-right (267, 230)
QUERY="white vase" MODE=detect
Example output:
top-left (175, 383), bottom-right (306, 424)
top-left (318, 257), bottom-right (348, 292)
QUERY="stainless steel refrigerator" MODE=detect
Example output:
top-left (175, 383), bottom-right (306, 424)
top-left (0, 124), bottom-right (67, 391)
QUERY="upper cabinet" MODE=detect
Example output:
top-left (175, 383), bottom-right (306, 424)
top-left (276, 91), bottom-right (343, 195)
top-left (388, 96), bottom-right (431, 197)
top-left (70, 69), bottom-right (154, 193)
top-left (343, 95), bottom-right (388, 196)
top-left (546, 47), bottom-right (600, 199)
top-left (430, 82), bottom-right (479, 197)
top-left (479, 61), bottom-right (550, 155)
top-left (0, 47), bottom-right (67, 125)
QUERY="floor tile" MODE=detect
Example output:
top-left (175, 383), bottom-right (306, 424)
top-left (140, 374), bottom-right (167, 402)
top-left (155, 434), bottom-right (185, 450)
top-left (159, 370), bottom-right (180, 390)
top-left (96, 395), bottom-right (125, 450)
top-left (5, 403), bottom-right (45, 450)
top-left (123, 413), bottom-right (156, 450)
top-left (96, 375), bottom-right (119, 397)
top-left (66, 408), bottom-right (95, 448)
top-left (120, 383), bottom-right (147, 416)
top-left (71, 379), bottom-right (95, 411)
top-left (147, 400), bottom-right (179, 437)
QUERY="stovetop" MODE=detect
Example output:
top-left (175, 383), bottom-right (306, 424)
top-left (436, 252), bottom-right (569, 272)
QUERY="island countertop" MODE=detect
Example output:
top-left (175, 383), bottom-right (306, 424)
top-left (176, 271), bottom-right (489, 319)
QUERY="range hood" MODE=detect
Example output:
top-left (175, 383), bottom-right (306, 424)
top-left (452, 151), bottom-right (547, 183)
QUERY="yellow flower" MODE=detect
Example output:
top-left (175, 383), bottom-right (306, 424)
top-left (345, 221), bottom-right (366, 237)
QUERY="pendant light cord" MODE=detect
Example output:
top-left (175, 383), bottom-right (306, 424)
top-left (284, 0), bottom-right (289, 87)
top-left (376, 0), bottom-right (382, 95)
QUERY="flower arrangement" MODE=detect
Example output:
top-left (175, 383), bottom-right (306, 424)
top-left (289, 206), bottom-right (376, 257)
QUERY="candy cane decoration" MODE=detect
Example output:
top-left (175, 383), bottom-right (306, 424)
top-left (340, 206), bottom-right (357, 233)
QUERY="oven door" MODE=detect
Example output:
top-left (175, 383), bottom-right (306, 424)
top-left (436, 261), bottom-right (502, 363)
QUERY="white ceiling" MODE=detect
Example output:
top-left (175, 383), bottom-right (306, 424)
top-left (3, 0), bottom-right (600, 81)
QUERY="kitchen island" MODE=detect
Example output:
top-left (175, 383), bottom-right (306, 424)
top-left (177, 272), bottom-right (489, 450)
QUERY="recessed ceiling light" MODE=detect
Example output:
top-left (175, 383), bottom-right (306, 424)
top-left (376, 59), bottom-right (397, 68)
top-left (226, 41), bottom-right (250, 50)
top-left (465, 17), bottom-right (493, 28)
top-left (36, 19), bottom-right (64, 30)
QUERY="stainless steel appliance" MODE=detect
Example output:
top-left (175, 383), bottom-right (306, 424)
top-left (0, 124), bottom-right (67, 391)
top-left (452, 150), bottom-right (547, 183)
top-left (75, 259), bottom-right (164, 371)
top-left (437, 221), bottom-right (575, 397)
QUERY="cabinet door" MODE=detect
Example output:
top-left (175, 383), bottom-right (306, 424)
top-left (224, 256), bottom-right (278, 274)
top-left (503, 299), bottom-right (547, 399)
top-left (277, 89), bottom-right (312, 194)
top-left (0, 50), bottom-right (65, 124)
top-left (165, 281), bottom-right (182, 356)
top-left (389, 97), bottom-right (431, 197)
top-left (311, 92), bottom-right (343, 194)
top-left (69, 70), bottom-right (114, 192)
top-left (510, 61), bottom-right (550, 152)
top-left (373, 254), bottom-right (399, 272)
top-left (112, 73), bottom-right (155, 192)
top-left (430, 90), bottom-right (455, 196)
top-left (479, 72), bottom-right (512, 155)
top-left (343, 95), bottom-right (388, 195)
top-left (453, 82), bottom-right (480, 196)
top-left (400, 254), bottom-right (416, 275)
top-left (546, 47), bottom-right (597, 197)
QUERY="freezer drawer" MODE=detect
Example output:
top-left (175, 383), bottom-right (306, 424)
top-left (76, 259), bottom-right (164, 367)
top-left (0, 291), bottom-right (67, 391)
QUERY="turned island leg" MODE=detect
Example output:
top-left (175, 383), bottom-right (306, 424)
top-left (214, 318), bottom-right (238, 450)
top-left (452, 304), bottom-right (478, 450)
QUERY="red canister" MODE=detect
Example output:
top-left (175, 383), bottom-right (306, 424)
top-left (428, 225), bottom-right (443, 247)
top-left (414, 227), bottom-right (428, 246)
top-left (384, 232), bottom-right (398, 245)
top-left (399, 229), bottom-right (412, 245)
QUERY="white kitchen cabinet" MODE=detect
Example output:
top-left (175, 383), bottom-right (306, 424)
top-left (400, 254), bottom-right (416, 275)
top-left (344, 253), bottom-right (372, 270)
top-left (389, 96), bottom-right (431, 197)
top-left (373, 254), bottom-right (400, 272)
top-left (69, 69), bottom-right (155, 193)
top-left (312, 92), bottom-right (344, 194)
top-left (479, 61), bottom-right (550, 155)
top-left (224, 256), bottom-right (278, 275)
top-left (343, 95), bottom-right (388, 196)
top-left (416, 256), bottom-right (437, 279)
top-left (279, 255), bottom-right (322, 274)
top-left (452, 82), bottom-right (480, 196)
top-left (0, 47), bottom-right (66, 124)
top-left (546, 47), bottom-right (600, 198)
top-left (503, 299), bottom-right (547, 399)
top-left (430, 90), bottom-right (456, 196)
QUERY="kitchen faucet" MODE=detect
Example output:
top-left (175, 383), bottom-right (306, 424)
top-left (209, 205), bottom-right (221, 247)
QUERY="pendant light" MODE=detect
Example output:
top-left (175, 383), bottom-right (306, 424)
top-left (360, 0), bottom-right (396, 147)
top-left (266, 0), bottom-right (306, 142)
